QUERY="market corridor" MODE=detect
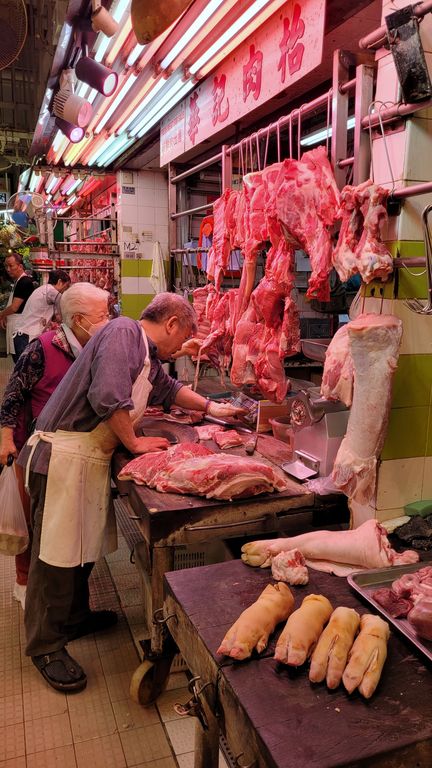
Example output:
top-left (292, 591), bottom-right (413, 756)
top-left (0, 357), bottom-right (228, 768)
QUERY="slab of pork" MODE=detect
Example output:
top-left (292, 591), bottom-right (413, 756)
top-left (332, 313), bottom-right (402, 505)
top-left (320, 323), bottom-right (354, 406)
top-left (241, 518), bottom-right (419, 572)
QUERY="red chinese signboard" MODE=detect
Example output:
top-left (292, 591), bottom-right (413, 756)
top-left (161, 0), bottom-right (325, 166)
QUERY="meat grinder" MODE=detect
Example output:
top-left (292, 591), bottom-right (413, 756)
top-left (282, 389), bottom-right (349, 481)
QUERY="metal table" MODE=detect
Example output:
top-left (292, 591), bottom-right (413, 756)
top-left (112, 424), bottom-right (347, 704)
top-left (164, 559), bottom-right (432, 768)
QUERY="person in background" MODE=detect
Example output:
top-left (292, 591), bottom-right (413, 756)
top-left (13, 269), bottom-right (71, 359)
top-left (0, 282), bottom-right (110, 609)
top-left (20, 292), bottom-right (244, 693)
top-left (0, 253), bottom-right (35, 362)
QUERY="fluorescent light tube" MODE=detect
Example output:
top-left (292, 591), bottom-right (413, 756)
top-left (94, 74), bottom-right (138, 134)
top-left (87, 134), bottom-right (117, 165)
top-left (96, 135), bottom-right (134, 166)
top-left (119, 77), bottom-right (166, 133)
top-left (129, 75), bottom-right (187, 136)
top-left (136, 79), bottom-right (194, 138)
top-left (300, 116), bottom-right (356, 147)
top-left (127, 43), bottom-right (146, 67)
top-left (160, 0), bottom-right (225, 70)
top-left (190, 0), bottom-right (272, 74)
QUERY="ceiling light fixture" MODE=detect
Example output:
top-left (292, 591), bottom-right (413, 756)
top-left (300, 116), bottom-right (356, 147)
top-left (93, 0), bottom-right (131, 62)
top-left (91, 0), bottom-right (119, 38)
top-left (55, 116), bottom-right (85, 143)
top-left (127, 42), bottom-right (146, 67)
top-left (113, 75), bottom-right (165, 133)
top-left (105, 17), bottom-right (133, 66)
top-left (87, 134), bottom-right (118, 165)
top-left (53, 69), bottom-right (93, 128)
top-left (130, 75), bottom-right (191, 136)
top-left (76, 56), bottom-right (119, 97)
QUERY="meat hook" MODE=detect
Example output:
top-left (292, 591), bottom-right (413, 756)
top-left (326, 88), bottom-right (332, 156)
top-left (404, 204), bottom-right (432, 314)
top-left (297, 106), bottom-right (303, 159)
top-left (276, 120), bottom-right (281, 162)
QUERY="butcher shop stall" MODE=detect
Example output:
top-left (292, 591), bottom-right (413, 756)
top-left (110, 0), bottom-right (432, 747)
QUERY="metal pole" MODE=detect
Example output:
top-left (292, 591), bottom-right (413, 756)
top-left (361, 98), bottom-right (432, 129)
top-left (391, 181), bottom-right (432, 199)
top-left (359, 0), bottom-right (432, 49)
top-left (170, 202), bottom-right (214, 219)
top-left (171, 153), bottom-right (223, 184)
top-left (168, 162), bottom-right (178, 290)
top-left (353, 63), bottom-right (374, 185)
top-left (221, 144), bottom-right (232, 191)
top-left (331, 50), bottom-right (351, 189)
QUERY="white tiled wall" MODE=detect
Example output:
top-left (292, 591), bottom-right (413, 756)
top-left (116, 170), bottom-right (169, 258)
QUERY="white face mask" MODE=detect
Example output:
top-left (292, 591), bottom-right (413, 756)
top-left (77, 318), bottom-right (109, 338)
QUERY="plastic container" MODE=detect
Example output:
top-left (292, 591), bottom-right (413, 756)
top-left (269, 416), bottom-right (294, 449)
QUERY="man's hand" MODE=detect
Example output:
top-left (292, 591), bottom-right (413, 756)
top-left (0, 316), bottom-right (7, 330)
top-left (172, 337), bottom-right (203, 359)
top-left (208, 401), bottom-right (248, 419)
top-left (130, 436), bottom-right (170, 454)
top-left (0, 427), bottom-right (18, 466)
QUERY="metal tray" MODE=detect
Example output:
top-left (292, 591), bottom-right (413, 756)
top-left (301, 338), bottom-right (331, 362)
top-left (348, 562), bottom-right (432, 663)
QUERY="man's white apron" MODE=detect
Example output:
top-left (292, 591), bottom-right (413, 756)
top-left (26, 330), bottom-right (152, 567)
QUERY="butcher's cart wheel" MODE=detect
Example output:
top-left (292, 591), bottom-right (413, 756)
top-left (130, 655), bottom-right (175, 705)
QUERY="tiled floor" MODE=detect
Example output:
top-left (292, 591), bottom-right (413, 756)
top-left (0, 355), bottom-right (228, 768)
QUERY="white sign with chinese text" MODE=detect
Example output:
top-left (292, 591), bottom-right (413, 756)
top-left (160, 0), bottom-right (325, 165)
top-left (160, 101), bottom-right (186, 165)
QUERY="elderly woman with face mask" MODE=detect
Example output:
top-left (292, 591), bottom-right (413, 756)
top-left (0, 282), bottom-right (110, 609)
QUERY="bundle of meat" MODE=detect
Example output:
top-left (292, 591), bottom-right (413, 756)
top-left (230, 237), bottom-right (299, 402)
top-left (241, 518), bottom-right (419, 576)
top-left (69, 257), bottom-right (114, 291)
top-left (372, 565), bottom-right (432, 641)
top-left (198, 287), bottom-right (239, 370)
top-left (195, 424), bottom-right (244, 448)
top-left (207, 188), bottom-right (238, 290)
top-left (275, 146), bottom-right (340, 301)
top-left (332, 313), bottom-right (402, 505)
top-left (332, 180), bottom-right (393, 284)
top-left (118, 441), bottom-right (290, 500)
top-left (271, 549), bottom-right (309, 585)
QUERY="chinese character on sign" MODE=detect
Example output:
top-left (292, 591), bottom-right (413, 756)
top-left (212, 75), bottom-right (229, 126)
top-left (243, 44), bottom-right (263, 102)
top-left (278, 3), bottom-right (305, 83)
top-left (188, 92), bottom-right (200, 144)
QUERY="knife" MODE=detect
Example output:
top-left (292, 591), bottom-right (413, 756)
top-left (204, 414), bottom-right (253, 433)
top-left (244, 433), bottom-right (258, 455)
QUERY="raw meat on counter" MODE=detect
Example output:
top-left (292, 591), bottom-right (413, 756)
top-left (274, 594), bottom-right (333, 666)
top-left (342, 614), bottom-right (390, 699)
top-left (217, 582), bottom-right (294, 660)
top-left (118, 441), bottom-right (290, 500)
top-left (309, 606), bottom-right (360, 689)
top-left (371, 587), bottom-right (413, 618)
top-left (320, 324), bottom-right (354, 406)
top-left (213, 430), bottom-right (245, 449)
top-left (195, 424), bottom-right (223, 441)
top-left (332, 314), bottom-right (402, 505)
top-left (407, 597), bottom-right (432, 641)
top-left (142, 406), bottom-right (203, 425)
top-left (271, 549), bottom-right (309, 585)
top-left (241, 519), bottom-right (419, 575)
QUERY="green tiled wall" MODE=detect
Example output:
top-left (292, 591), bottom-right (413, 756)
top-left (392, 354), bottom-right (432, 408)
top-left (364, 240), bottom-right (427, 300)
top-left (381, 406), bottom-right (430, 460)
top-left (121, 294), bottom-right (153, 319)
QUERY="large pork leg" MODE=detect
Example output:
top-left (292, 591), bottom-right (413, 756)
top-left (241, 519), bottom-right (419, 570)
top-left (332, 313), bottom-right (402, 505)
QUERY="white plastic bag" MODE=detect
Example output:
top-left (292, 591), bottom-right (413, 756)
top-left (0, 463), bottom-right (29, 555)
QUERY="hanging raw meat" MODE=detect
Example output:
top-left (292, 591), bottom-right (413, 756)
top-left (206, 188), bottom-right (237, 289)
top-left (354, 184), bottom-right (393, 283)
top-left (199, 288), bottom-right (239, 369)
top-left (332, 181), bottom-right (393, 284)
top-left (332, 313), bottom-right (403, 505)
top-left (275, 146), bottom-right (340, 301)
top-left (118, 441), bottom-right (290, 500)
top-left (320, 324), bottom-right (354, 407)
top-left (332, 180), bottom-right (372, 281)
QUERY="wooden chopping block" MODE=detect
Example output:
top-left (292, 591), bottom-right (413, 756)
top-left (256, 434), bottom-right (293, 465)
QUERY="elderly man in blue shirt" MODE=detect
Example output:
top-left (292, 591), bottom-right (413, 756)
top-left (20, 292), bottom-right (243, 693)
